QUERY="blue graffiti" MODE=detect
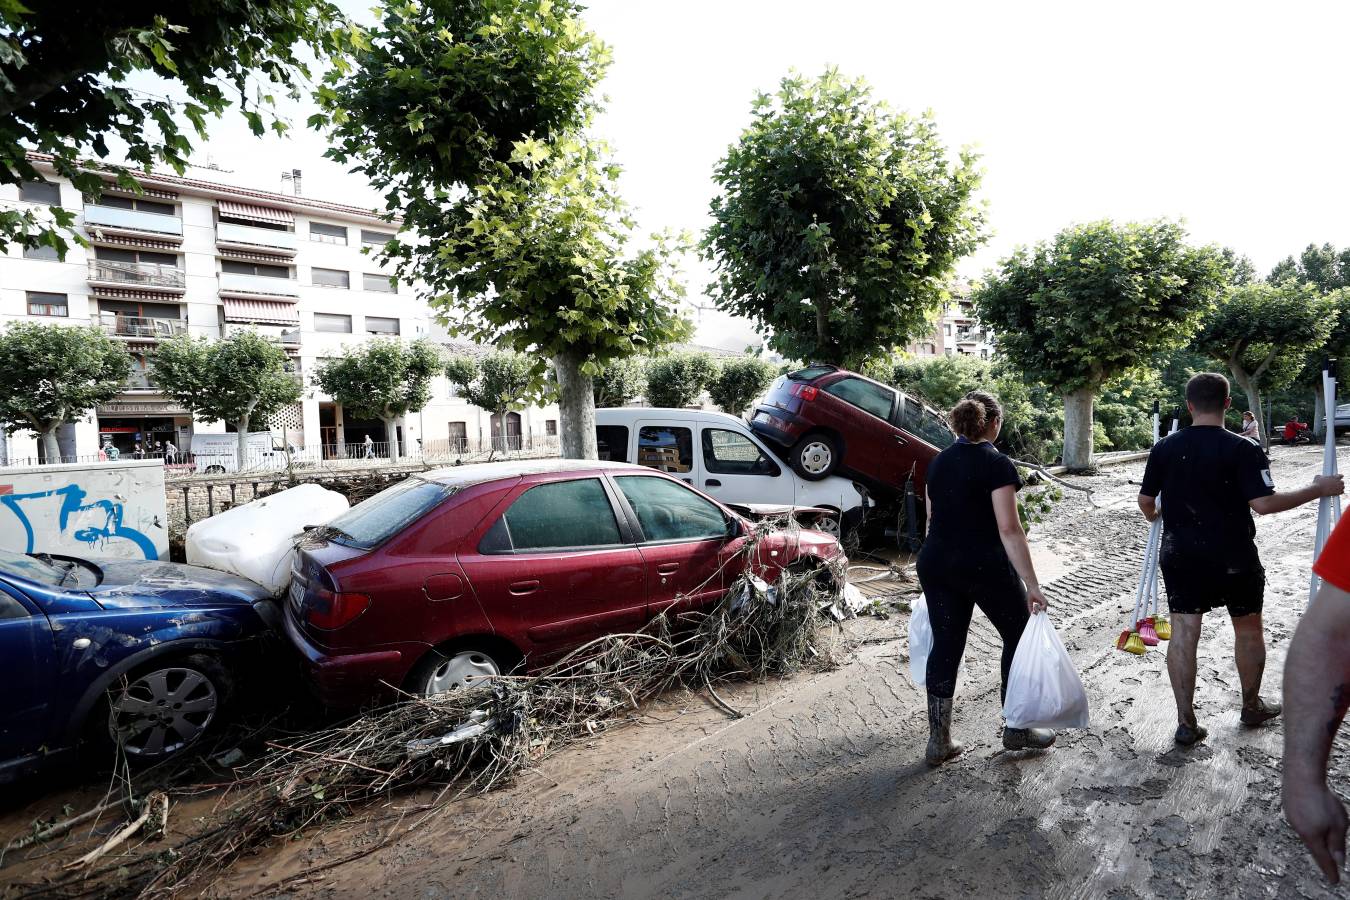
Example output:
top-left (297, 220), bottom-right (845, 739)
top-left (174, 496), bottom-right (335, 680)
top-left (0, 483), bottom-right (158, 560)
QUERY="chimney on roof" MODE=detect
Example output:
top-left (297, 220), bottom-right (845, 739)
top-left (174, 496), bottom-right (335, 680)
top-left (280, 168), bottom-right (302, 196)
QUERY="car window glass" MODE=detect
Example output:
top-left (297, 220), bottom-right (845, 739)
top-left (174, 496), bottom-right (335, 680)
top-left (823, 377), bottom-right (893, 420)
top-left (788, 365), bottom-right (834, 381)
top-left (922, 408), bottom-right (956, 449)
top-left (702, 429), bottom-right (779, 476)
top-left (637, 426), bottom-right (693, 474)
top-left (503, 479), bottom-right (622, 550)
top-left (324, 478), bottom-right (455, 549)
top-left (596, 425), bottom-right (629, 463)
top-left (0, 590), bottom-right (28, 620)
top-left (616, 476), bottom-right (727, 542)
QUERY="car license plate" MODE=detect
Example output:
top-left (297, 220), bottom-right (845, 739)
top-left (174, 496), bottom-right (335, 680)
top-left (288, 578), bottom-right (304, 614)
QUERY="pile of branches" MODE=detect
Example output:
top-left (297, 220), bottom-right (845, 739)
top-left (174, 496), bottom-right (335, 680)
top-left (24, 521), bottom-right (847, 898)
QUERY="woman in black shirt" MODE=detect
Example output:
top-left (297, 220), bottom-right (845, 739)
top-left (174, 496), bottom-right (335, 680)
top-left (916, 391), bottom-right (1054, 765)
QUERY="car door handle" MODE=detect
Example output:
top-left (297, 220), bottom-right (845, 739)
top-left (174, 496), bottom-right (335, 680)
top-left (893, 435), bottom-right (908, 444)
top-left (705, 479), bottom-right (722, 487)
top-left (509, 579), bottom-right (540, 595)
top-left (656, 563), bottom-right (680, 575)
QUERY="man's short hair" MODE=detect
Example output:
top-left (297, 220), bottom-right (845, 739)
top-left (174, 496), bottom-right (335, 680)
top-left (1186, 372), bottom-right (1231, 414)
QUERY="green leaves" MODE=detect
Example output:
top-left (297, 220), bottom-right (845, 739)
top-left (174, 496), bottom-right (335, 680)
top-left (708, 357), bottom-right (777, 416)
top-left (151, 331), bottom-right (300, 426)
top-left (645, 353), bottom-right (719, 409)
top-left (0, 323), bottom-right (131, 434)
top-left (444, 351), bottom-right (535, 414)
top-left (313, 340), bottom-right (442, 422)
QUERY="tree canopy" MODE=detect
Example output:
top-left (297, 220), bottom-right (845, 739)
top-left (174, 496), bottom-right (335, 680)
top-left (152, 330), bottom-right (300, 467)
top-left (645, 352), bottom-right (718, 409)
top-left (709, 357), bottom-right (777, 417)
top-left (314, 339), bottom-right (441, 460)
top-left (974, 219), bottom-right (1228, 469)
top-left (592, 356), bottom-right (647, 408)
top-left (1, 0), bottom-right (351, 257)
top-left (0, 322), bottom-right (130, 461)
top-left (445, 350), bottom-right (534, 451)
top-left (1269, 243), bottom-right (1350, 293)
top-left (702, 69), bottom-right (985, 367)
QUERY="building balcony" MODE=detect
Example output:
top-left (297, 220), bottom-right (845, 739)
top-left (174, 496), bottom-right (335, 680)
top-left (87, 259), bottom-right (185, 293)
top-left (122, 371), bottom-right (158, 391)
top-left (218, 271), bottom-right (302, 299)
top-left (215, 221), bottom-right (298, 255)
top-left (99, 314), bottom-right (188, 340)
top-left (84, 205), bottom-right (183, 240)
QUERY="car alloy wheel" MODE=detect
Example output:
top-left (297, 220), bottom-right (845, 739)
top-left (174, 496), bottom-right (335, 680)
top-left (798, 440), bottom-right (834, 475)
top-left (108, 666), bottom-right (218, 758)
top-left (421, 650), bottom-right (501, 696)
top-left (815, 512), bottom-right (841, 538)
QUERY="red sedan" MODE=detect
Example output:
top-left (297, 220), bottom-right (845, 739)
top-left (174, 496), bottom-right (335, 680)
top-left (282, 460), bottom-right (843, 706)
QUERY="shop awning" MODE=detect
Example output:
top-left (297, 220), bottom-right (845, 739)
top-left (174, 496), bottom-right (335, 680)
top-left (218, 200), bottom-right (293, 226)
top-left (222, 298), bottom-right (299, 325)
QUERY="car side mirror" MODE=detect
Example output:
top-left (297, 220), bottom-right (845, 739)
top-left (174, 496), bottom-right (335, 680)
top-left (725, 517), bottom-right (744, 541)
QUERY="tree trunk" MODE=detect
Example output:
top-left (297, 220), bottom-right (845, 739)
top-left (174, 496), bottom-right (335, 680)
top-left (1062, 388), bottom-right (1095, 472)
top-left (41, 426), bottom-right (61, 465)
top-left (555, 352), bottom-right (598, 460)
top-left (1314, 383), bottom-right (1326, 438)
top-left (235, 417), bottom-right (251, 471)
top-left (383, 417), bottom-right (399, 462)
top-left (1228, 366), bottom-right (1267, 450)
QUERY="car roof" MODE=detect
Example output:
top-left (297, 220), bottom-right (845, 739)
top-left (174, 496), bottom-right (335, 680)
top-left (419, 458), bottom-right (647, 487)
top-left (594, 407), bottom-right (750, 427)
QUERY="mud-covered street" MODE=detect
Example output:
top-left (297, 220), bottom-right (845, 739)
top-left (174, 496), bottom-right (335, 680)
top-left (160, 443), bottom-right (1337, 899)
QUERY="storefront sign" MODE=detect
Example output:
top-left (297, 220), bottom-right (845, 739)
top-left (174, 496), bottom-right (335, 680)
top-left (97, 400), bottom-right (189, 416)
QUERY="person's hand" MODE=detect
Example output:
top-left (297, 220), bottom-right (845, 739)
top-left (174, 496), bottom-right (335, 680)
top-left (1314, 474), bottom-right (1346, 497)
top-left (1026, 585), bottom-right (1048, 614)
top-left (1285, 780), bottom-right (1348, 883)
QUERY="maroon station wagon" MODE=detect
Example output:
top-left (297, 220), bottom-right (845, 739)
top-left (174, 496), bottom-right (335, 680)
top-left (283, 460), bottom-right (844, 706)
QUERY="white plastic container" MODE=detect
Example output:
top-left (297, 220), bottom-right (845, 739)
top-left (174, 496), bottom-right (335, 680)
top-left (186, 483), bottom-right (349, 595)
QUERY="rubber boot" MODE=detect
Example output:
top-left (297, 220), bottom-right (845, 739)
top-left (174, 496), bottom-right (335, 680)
top-left (1002, 726), bottom-right (1056, 751)
top-left (925, 695), bottom-right (964, 766)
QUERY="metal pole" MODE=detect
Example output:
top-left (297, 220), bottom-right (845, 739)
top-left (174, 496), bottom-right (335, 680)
top-left (1311, 359), bottom-right (1341, 602)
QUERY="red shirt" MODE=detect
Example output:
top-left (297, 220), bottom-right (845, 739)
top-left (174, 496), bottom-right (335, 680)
top-left (1314, 514), bottom-right (1350, 592)
top-left (1284, 421), bottom-right (1309, 440)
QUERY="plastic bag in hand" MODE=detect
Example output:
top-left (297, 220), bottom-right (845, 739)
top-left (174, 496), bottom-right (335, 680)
top-left (908, 593), bottom-right (933, 687)
top-left (1001, 611), bottom-right (1090, 729)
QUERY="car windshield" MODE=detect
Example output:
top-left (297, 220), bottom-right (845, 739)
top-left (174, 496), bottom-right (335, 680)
top-left (0, 549), bottom-right (95, 587)
top-left (320, 477), bottom-right (456, 550)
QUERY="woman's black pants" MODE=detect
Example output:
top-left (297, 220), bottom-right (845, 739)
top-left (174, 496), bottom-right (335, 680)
top-left (917, 558), bottom-right (1030, 701)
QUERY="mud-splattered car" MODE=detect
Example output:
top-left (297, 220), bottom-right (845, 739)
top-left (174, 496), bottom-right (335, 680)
top-left (0, 550), bottom-right (279, 783)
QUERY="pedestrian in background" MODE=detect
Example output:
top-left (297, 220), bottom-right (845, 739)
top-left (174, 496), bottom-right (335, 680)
top-left (1240, 410), bottom-right (1259, 440)
top-left (1283, 514), bottom-right (1350, 884)
top-left (163, 440), bottom-right (177, 465)
top-left (1138, 373), bottom-right (1343, 745)
top-left (364, 433), bottom-right (375, 458)
top-left (916, 390), bottom-right (1055, 766)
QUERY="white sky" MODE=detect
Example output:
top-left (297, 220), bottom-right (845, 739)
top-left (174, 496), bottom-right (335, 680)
top-left (141, 0), bottom-right (1350, 351)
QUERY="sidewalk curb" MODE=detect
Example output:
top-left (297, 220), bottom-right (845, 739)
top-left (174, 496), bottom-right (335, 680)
top-left (1045, 449), bottom-right (1151, 477)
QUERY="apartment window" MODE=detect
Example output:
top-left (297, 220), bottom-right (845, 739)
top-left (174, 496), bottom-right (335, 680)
top-left (20, 181), bottom-right (60, 205)
top-left (362, 272), bottom-right (396, 293)
top-left (95, 247), bottom-right (177, 266)
top-left (366, 316), bottom-right (400, 335)
top-left (97, 195), bottom-right (175, 215)
top-left (23, 244), bottom-right (59, 260)
top-left (27, 291), bottom-right (68, 317)
top-left (314, 313), bottom-right (352, 334)
top-left (312, 267), bottom-right (350, 289)
top-left (222, 260), bottom-right (289, 278)
top-left (361, 229), bottom-right (395, 247)
top-left (310, 222), bottom-right (348, 245)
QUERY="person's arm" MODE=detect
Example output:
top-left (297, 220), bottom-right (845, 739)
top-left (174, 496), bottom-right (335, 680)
top-left (991, 485), bottom-right (1047, 613)
top-left (924, 493), bottom-right (932, 538)
top-left (1283, 580), bottom-right (1350, 883)
top-left (1138, 494), bottom-right (1159, 522)
top-left (1249, 475), bottom-right (1344, 515)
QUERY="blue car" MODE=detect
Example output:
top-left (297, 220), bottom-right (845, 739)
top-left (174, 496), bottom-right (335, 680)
top-left (0, 549), bottom-right (280, 782)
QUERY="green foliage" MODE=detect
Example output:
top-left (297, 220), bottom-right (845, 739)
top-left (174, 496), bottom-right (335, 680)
top-left (1015, 468), bottom-right (1063, 533)
top-left (592, 356), bottom-right (647, 407)
top-left (645, 352), bottom-right (719, 409)
top-left (1269, 243), bottom-right (1350, 292)
top-left (1, 0), bottom-right (351, 257)
top-left (709, 357), bottom-right (777, 416)
top-left (314, 339), bottom-right (442, 422)
top-left (702, 68), bottom-right (985, 366)
top-left (975, 220), bottom-right (1228, 394)
top-left (0, 322), bottom-right (130, 435)
top-left (152, 330), bottom-right (300, 426)
top-left (444, 351), bottom-right (534, 416)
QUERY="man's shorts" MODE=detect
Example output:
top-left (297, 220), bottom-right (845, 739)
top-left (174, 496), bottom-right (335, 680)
top-left (1160, 567), bottom-right (1265, 617)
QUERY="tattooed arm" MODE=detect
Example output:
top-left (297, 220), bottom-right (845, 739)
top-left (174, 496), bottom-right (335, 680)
top-left (1283, 580), bottom-right (1350, 883)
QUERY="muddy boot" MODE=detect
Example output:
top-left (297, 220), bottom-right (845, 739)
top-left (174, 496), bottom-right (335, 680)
top-left (925, 695), bottom-right (964, 766)
top-left (1174, 722), bottom-right (1208, 745)
top-left (1240, 697), bottom-right (1282, 727)
top-left (1002, 727), bottom-right (1055, 751)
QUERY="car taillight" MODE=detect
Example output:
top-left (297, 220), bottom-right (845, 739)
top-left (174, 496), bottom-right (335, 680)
top-left (304, 568), bottom-right (370, 630)
top-left (791, 384), bottom-right (819, 401)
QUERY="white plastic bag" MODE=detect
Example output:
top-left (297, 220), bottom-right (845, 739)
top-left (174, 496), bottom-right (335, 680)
top-left (1002, 612), bottom-right (1090, 729)
top-left (908, 593), bottom-right (933, 687)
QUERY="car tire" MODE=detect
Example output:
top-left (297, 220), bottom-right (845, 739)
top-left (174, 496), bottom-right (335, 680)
top-left (790, 433), bottom-right (840, 481)
top-left (86, 653), bottom-right (231, 764)
top-left (408, 645), bottom-right (507, 697)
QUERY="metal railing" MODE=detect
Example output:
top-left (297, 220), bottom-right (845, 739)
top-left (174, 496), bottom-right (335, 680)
top-left (99, 314), bottom-right (188, 339)
top-left (123, 371), bottom-right (156, 390)
top-left (87, 259), bottom-right (185, 290)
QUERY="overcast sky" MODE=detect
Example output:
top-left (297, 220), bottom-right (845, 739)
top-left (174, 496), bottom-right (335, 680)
top-left (158, 0), bottom-right (1350, 350)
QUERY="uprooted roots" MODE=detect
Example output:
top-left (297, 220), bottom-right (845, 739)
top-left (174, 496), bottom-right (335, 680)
top-left (30, 519), bottom-right (848, 899)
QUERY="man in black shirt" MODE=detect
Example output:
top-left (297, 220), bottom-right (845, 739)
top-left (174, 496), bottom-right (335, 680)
top-left (1138, 373), bottom-right (1343, 746)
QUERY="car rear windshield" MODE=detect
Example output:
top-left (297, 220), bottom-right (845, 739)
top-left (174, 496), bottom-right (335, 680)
top-left (787, 365), bottom-right (836, 382)
top-left (321, 477), bottom-right (455, 550)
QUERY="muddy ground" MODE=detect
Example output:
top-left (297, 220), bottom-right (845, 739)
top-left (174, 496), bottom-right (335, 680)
top-left (3, 444), bottom-right (1347, 898)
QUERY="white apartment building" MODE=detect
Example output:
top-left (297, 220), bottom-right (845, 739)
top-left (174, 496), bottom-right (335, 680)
top-left (907, 287), bottom-right (996, 360)
top-left (0, 154), bottom-right (558, 463)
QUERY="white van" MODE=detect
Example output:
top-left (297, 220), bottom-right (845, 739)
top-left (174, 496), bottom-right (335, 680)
top-left (594, 408), bottom-right (868, 539)
top-left (190, 432), bottom-right (300, 474)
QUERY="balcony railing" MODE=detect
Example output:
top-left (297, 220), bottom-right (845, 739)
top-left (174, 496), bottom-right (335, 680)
top-left (123, 371), bottom-right (157, 390)
top-left (84, 204), bottom-right (183, 237)
top-left (218, 271), bottom-right (302, 298)
top-left (87, 259), bottom-right (185, 291)
top-left (99, 314), bottom-right (188, 340)
top-left (216, 221), bottom-right (298, 252)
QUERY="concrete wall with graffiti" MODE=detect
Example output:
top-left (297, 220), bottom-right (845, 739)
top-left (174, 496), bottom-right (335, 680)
top-left (0, 460), bottom-right (168, 561)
